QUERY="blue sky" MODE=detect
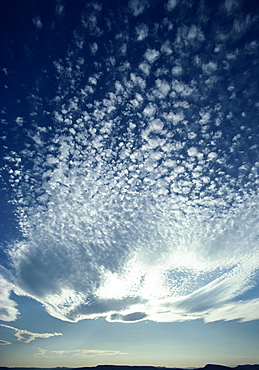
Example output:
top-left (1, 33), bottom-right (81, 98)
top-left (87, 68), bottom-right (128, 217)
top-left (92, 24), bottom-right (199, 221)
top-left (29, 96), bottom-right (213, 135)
top-left (0, 0), bottom-right (259, 367)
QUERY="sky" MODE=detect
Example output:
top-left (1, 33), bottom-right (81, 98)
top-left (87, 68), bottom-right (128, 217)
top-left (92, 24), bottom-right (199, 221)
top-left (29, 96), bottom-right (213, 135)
top-left (0, 0), bottom-right (259, 368)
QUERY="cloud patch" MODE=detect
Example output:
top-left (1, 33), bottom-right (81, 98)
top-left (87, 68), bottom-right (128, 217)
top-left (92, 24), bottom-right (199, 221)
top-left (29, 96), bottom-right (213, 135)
top-left (36, 348), bottom-right (128, 358)
top-left (0, 340), bottom-right (11, 345)
top-left (0, 271), bottom-right (19, 322)
top-left (166, 0), bottom-right (178, 11)
top-left (135, 24), bottom-right (149, 41)
top-left (0, 324), bottom-right (62, 343)
top-left (128, 0), bottom-right (149, 16)
top-left (32, 16), bottom-right (43, 29)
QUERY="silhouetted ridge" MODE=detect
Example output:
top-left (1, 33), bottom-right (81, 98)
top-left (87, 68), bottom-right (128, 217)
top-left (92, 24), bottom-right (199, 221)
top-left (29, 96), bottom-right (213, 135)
top-left (236, 366), bottom-right (259, 370)
top-left (1, 365), bottom-right (259, 370)
top-left (96, 366), bottom-right (166, 370)
top-left (201, 365), bottom-right (231, 370)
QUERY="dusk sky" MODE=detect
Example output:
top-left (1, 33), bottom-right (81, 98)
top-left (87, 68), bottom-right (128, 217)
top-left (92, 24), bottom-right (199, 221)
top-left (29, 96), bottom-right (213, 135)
top-left (0, 0), bottom-right (259, 368)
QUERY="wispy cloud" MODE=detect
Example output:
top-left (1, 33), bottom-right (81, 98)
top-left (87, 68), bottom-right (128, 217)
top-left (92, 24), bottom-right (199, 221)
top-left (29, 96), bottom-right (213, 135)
top-left (36, 348), bottom-right (128, 358)
top-left (0, 324), bottom-right (62, 343)
top-left (0, 340), bottom-right (12, 345)
top-left (0, 271), bottom-right (19, 322)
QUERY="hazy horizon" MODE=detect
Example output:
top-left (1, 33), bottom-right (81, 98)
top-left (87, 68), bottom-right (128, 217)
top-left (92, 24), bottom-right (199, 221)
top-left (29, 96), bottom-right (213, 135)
top-left (0, 364), bottom-right (259, 369)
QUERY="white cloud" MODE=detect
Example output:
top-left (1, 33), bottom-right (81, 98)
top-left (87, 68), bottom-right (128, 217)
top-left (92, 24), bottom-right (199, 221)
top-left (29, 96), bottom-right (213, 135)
top-left (148, 119), bottom-right (164, 132)
top-left (143, 103), bottom-right (157, 116)
top-left (130, 73), bottom-right (146, 89)
top-left (224, 0), bottom-right (239, 15)
top-left (161, 41), bottom-right (173, 55)
top-left (128, 0), bottom-right (148, 16)
top-left (32, 16), bottom-right (43, 29)
top-left (202, 61), bottom-right (218, 75)
top-left (106, 259), bottom-right (259, 323)
top-left (7, 112), bottom-right (258, 323)
top-left (207, 151), bottom-right (217, 160)
top-left (155, 79), bottom-right (171, 96)
top-left (3, 0), bottom-right (259, 327)
top-left (56, 1), bottom-right (64, 16)
top-left (187, 147), bottom-right (198, 157)
top-left (0, 271), bottom-right (19, 322)
top-left (135, 23), bottom-right (149, 41)
top-left (0, 340), bottom-right (11, 345)
top-left (15, 117), bottom-right (24, 126)
top-left (144, 48), bottom-right (160, 63)
top-left (90, 42), bottom-right (98, 55)
top-left (139, 62), bottom-right (151, 75)
top-left (171, 80), bottom-right (194, 96)
top-left (166, 0), bottom-right (177, 11)
top-left (36, 348), bottom-right (128, 358)
top-left (0, 324), bottom-right (62, 343)
top-left (204, 299), bottom-right (259, 323)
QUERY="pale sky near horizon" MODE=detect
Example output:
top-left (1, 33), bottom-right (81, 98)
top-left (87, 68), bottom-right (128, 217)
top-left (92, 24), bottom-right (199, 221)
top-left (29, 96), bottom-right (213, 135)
top-left (0, 0), bottom-right (259, 367)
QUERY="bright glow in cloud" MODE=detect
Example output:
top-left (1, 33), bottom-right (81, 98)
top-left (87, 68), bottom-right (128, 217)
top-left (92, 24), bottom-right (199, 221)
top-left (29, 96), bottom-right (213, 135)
top-left (2, 0), bottom-right (259, 326)
top-left (0, 272), bottom-right (19, 321)
top-left (0, 324), bottom-right (62, 343)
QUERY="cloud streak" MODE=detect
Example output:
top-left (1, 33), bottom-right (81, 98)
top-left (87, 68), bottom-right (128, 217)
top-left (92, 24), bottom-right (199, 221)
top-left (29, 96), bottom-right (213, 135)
top-left (36, 348), bottom-right (128, 358)
top-left (0, 324), bottom-right (62, 343)
top-left (0, 340), bottom-right (12, 345)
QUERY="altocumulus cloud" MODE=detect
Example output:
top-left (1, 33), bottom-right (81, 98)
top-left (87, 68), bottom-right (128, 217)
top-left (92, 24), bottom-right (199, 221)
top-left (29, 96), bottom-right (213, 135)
top-left (2, 0), bottom-right (259, 325)
top-left (0, 324), bottom-right (62, 343)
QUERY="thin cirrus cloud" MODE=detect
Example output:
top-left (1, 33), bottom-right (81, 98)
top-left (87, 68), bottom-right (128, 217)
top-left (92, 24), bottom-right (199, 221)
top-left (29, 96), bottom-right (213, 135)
top-left (0, 340), bottom-right (12, 346)
top-left (0, 324), bottom-right (62, 344)
top-left (36, 348), bottom-right (128, 359)
top-left (2, 0), bottom-right (259, 325)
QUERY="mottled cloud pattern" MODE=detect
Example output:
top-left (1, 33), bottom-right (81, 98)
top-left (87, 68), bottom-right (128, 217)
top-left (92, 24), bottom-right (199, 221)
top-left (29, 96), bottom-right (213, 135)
top-left (1, 0), bottom-right (259, 324)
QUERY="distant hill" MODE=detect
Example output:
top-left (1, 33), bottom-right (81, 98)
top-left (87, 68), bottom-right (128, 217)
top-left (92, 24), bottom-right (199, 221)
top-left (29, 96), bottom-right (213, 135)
top-left (1, 364), bottom-right (259, 370)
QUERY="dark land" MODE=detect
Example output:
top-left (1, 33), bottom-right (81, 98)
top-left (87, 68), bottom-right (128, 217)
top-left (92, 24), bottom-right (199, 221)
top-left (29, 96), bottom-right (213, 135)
top-left (1, 364), bottom-right (259, 370)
